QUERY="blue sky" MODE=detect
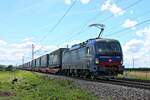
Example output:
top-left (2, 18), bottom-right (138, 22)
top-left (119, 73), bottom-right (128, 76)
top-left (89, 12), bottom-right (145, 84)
top-left (0, 0), bottom-right (150, 68)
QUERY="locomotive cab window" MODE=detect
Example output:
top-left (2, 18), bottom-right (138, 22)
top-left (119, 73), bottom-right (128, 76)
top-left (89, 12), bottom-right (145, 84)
top-left (96, 41), bottom-right (122, 55)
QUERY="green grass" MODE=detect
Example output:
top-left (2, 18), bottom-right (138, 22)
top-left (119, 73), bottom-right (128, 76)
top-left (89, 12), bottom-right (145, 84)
top-left (0, 70), bottom-right (98, 100)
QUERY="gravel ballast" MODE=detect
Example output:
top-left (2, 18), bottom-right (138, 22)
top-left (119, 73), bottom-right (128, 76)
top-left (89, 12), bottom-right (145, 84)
top-left (41, 74), bottom-right (150, 100)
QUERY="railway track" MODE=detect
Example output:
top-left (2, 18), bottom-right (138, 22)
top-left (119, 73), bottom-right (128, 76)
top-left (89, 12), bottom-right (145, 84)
top-left (115, 77), bottom-right (150, 83)
top-left (53, 73), bottom-right (150, 90)
top-left (95, 78), bottom-right (150, 90)
top-left (65, 75), bottom-right (150, 90)
top-left (28, 70), bottom-right (150, 90)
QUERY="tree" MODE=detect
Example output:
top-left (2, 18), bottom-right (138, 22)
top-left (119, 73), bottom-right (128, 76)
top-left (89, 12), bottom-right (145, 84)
top-left (0, 65), bottom-right (5, 71)
top-left (5, 65), bottom-right (13, 71)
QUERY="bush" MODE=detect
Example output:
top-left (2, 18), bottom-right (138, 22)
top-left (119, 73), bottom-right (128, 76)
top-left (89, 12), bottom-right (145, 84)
top-left (5, 65), bottom-right (13, 71)
top-left (0, 65), bottom-right (5, 71)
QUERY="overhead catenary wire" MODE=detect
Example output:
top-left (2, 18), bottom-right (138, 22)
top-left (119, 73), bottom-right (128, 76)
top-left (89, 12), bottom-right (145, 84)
top-left (55, 0), bottom-right (143, 46)
top-left (105, 9), bottom-right (150, 34)
top-left (105, 18), bottom-right (150, 36)
top-left (39, 0), bottom-right (77, 43)
top-left (101, 0), bottom-right (143, 22)
top-left (36, 0), bottom-right (143, 51)
top-left (34, 0), bottom-right (144, 56)
top-left (76, 0), bottom-right (143, 34)
top-left (34, 0), bottom-right (77, 54)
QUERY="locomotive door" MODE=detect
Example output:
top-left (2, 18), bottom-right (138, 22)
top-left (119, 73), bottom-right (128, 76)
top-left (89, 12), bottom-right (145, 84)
top-left (86, 46), bottom-right (95, 70)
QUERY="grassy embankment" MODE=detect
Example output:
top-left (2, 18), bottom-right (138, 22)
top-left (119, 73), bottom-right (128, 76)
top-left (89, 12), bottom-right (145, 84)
top-left (0, 70), bottom-right (97, 100)
top-left (118, 71), bottom-right (150, 80)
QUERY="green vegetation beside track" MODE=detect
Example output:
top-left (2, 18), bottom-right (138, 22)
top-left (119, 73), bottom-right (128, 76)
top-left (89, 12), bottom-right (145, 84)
top-left (0, 70), bottom-right (97, 100)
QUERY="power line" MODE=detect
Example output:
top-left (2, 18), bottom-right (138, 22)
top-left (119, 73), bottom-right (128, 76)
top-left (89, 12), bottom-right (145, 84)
top-left (78, 0), bottom-right (143, 34)
top-left (77, 0), bottom-right (142, 33)
top-left (50, 0), bottom-right (108, 45)
top-left (56, 0), bottom-right (143, 45)
top-left (34, 0), bottom-right (143, 55)
top-left (34, 0), bottom-right (77, 54)
top-left (101, 0), bottom-right (143, 22)
top-left (106, 10), bottom-right (150, 34)
top-left (105, 18), bottom-right (150, 36)
top-left (39, 0), bottom-right (77, 43)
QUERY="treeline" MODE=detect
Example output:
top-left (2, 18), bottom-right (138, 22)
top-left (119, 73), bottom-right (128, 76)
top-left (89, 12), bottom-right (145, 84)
top-left (0, 65), bottom-right (14, 71)
top-left (125, 68), bottom-right (150, 71)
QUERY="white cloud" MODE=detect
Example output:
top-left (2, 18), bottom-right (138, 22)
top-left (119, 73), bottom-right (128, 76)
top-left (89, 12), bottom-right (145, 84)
top-left (0, 37), bottom-right (83, 65)
top-left (0, 38), bottom-right (58, 65)
top-left (135, 26), bottom-right (150, 37)
top-left (101, 0), bottom-right (124, 16)
top-left (123, 26), bottom-right (150, 68)
top-left (123, 39), bottom-right (143, 53)
top-left (122, 19), bottom-right (137, 29)
top-left (22, 37), bottom-right (34, 42)
top-left (0, 40), bottom-right (7, 46)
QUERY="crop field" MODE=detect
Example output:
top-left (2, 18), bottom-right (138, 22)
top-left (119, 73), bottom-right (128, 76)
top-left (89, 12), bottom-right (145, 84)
top-left (0, 70), bottom-right (97, 100)
top-left (118, 71), bottom-right (150, 80)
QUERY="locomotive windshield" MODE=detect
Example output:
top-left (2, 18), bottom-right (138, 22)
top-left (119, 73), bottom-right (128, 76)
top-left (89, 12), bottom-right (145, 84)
top-left (96, 41), bottom-right (122, 55)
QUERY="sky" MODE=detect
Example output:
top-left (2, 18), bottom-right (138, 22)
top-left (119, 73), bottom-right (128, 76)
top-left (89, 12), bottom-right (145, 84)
top-left (0, 0), bottom-right (150, 68)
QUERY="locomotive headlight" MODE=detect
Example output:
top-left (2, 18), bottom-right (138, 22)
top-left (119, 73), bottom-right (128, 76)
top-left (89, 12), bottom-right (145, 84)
top-left (121, 60), bottom-right (123, 64)
top-left (96, 58), bottom-right (99, 64)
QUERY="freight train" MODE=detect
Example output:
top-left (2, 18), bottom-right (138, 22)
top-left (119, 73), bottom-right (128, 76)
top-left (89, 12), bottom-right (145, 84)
top-left (19, 38), bottom-right (124, 78)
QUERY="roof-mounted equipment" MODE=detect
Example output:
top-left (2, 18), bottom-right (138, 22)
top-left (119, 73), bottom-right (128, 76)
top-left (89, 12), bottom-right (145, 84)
top-left (89, 24), bottom-right (105, 38)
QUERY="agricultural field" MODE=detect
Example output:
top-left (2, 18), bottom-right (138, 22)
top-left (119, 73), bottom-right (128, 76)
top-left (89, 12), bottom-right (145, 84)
top-left (118, 71), bottom-right (150, 80)
top-left (0, 70), bottom-right (97, 100)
